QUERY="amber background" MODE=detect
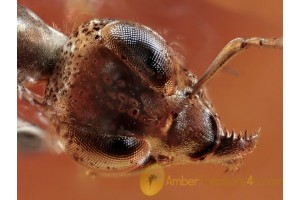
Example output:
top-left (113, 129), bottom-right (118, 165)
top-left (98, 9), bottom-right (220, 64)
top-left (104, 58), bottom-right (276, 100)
top-left (17, 0), bottom-right (282, 199)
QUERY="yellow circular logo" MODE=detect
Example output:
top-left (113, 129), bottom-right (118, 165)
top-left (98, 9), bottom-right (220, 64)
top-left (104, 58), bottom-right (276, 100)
top-left (139, 164), bottom-right (166, 196)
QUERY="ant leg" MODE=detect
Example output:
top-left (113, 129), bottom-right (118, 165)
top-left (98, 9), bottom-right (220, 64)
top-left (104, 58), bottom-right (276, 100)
top-left (17, 118), bottom-right (62, 153)
top-left (18, 84), bottom-right (44, 106)
top-left (190, 37), bottom-right (282, 97)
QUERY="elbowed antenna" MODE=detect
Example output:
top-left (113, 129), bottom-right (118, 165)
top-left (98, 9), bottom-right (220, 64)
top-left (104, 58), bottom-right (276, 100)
top-left (190, 37), bottom-right (283, 97)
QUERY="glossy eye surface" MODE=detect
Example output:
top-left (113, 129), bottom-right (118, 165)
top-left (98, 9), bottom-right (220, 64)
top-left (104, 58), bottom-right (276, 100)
top-left (59, 123), bottom-right (151, 172)
top-left (101, 21), bottom-right (178, 94)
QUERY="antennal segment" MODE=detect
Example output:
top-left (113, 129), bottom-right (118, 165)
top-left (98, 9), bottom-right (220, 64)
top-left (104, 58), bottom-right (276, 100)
top-left (190, 37), bottom-right (283, 97)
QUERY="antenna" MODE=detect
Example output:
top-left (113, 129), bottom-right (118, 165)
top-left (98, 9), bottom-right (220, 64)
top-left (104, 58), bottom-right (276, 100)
top-left (189, 37), bottom-right (283, 98)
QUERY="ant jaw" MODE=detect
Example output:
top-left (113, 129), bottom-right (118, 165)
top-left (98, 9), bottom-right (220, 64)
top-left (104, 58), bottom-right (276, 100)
top-left (213, 128), bottom-right (260, 158)
top-left (196, 128), bottom-right (261, 172)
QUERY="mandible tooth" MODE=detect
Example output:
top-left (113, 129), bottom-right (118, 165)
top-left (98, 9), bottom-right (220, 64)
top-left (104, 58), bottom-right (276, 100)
top-left (237, 132), bottom-right (242, 140)
top-left (220, 129), bottom-right (225, 137)
top-left (225, 129), bottom-right (230, 138)
top-left (244, 130), bottom-right (248, 140)
top-left (231, 130), bottom-right (235, 140)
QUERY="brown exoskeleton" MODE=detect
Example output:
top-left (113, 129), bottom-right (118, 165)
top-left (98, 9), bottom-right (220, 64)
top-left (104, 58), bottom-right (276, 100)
top-left (17, 4), bottom-right (282, 173)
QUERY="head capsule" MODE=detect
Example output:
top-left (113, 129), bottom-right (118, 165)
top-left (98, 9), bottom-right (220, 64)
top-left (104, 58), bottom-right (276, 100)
top-left (45, 19), bottom-right (258, 173)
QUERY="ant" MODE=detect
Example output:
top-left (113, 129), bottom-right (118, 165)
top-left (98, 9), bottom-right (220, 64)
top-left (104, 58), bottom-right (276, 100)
top-left (17, 4), bottom-right (282, 173)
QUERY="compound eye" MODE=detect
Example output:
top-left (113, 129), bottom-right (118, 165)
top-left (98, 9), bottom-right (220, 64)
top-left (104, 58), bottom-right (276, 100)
top-left (59, 123), bottom-right (151, 173)
top-left (101, 21), bottom-right (177, 94)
